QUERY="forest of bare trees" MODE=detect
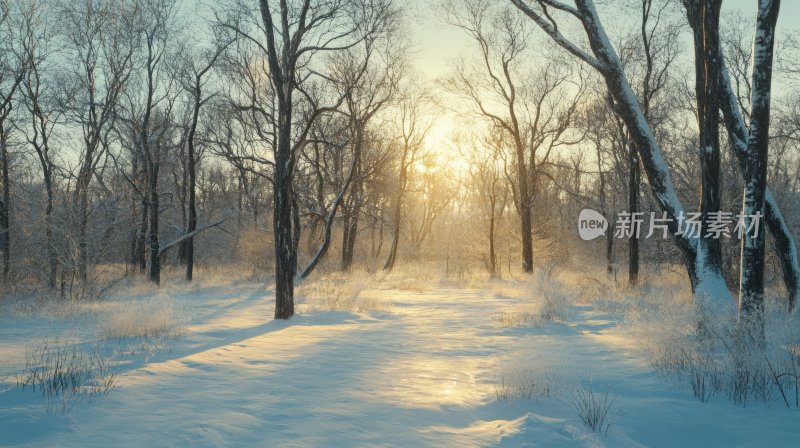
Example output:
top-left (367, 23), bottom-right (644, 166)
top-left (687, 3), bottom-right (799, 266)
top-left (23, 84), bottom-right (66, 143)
top-left (0, 0), bottom-right (798, 342)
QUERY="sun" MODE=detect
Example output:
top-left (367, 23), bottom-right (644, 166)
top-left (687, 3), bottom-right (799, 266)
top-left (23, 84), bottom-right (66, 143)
top-left (423, 113), bottom-right (472, 176)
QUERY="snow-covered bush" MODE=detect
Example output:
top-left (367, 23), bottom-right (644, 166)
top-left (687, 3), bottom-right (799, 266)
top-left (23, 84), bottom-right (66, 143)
top-left (493, 365), bottom-right (558, 402)
top-left (101, 295), bottom-right (185, 340)
top-left (493, 293), bottom-right (570, 327)
top-left (538, 292), bottom-right (570, 322)
top-left (569, 383), bottom-right (616, 434)
top-left (296, 271), bottom-right (389, 313)
top-left (494, 310), bottom-right (540, 327)
top-left (18, 338), bottom-right (117, 412)
top-left (635, 294), bottom-right (800, 407)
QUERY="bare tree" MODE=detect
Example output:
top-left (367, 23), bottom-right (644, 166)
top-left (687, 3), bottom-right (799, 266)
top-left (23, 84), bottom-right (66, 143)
top-left (443, 0), bottom-right (584, 274)
top-left (217, 0), bottom-right (394, 319)
top-left (122, 0), bottom-right (181, 285)
top-left (176, 32), bottom-right (230, 282)
top-left (0, 0), bottom-right (30, 282)
top-left (464, 133), bottom-right (508, 277)
top-left (623, 0), bottom-right (681, 287)
top-left (383, 93), bottom-right (431, 272)
top-left (300, 25), bottom-right (403, 277)
top-left (59, 0), bottom-right (136, 287)
top-left (17, 0), bottom-right (61, 288)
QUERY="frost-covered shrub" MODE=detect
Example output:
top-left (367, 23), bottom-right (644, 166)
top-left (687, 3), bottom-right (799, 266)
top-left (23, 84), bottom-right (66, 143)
top-left (539, 292), bottom-right (570, 322)
top-left (296, 272), bottom-right (389, 313)
top-left (494, 365), bottom-right (558, 402)
top-left (570, 383), bottom-right (616, 434)
top-left (493, 294), bottom-right (570, 327)
top-left (235, 227), bottom-right (272, 271)
top-left (641, 299), bottom-right (800, 407)
top-left (494, 310), bottom-right (540, 327)
top-left (101, 295), bottom-right (185, 340)
top-left (18, 338), bottom-right (117, 412)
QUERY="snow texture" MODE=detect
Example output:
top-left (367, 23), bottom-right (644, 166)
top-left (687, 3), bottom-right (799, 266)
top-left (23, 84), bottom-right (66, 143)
top-left (2, 273), bottom-right (800, 447)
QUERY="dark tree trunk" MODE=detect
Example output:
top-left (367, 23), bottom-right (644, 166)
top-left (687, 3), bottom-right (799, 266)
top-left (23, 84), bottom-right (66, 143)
top-left (718, 30), bottom-right (800, 313)
top-left (511, 140), bottom-right (533, 275)
top-left (273, 143), bottom-right (295, 319)
top-left (384, 151), bottom-right (408, 272)
top-left (341, 177), bottom-right (361, 271)
top-left (488, 195), bottom-right (497, 278)
top-left (628, 140), bottom-right (640, 287)
top-left (516, 147), bottom-right (534, 273)
top-left (291, 191), bottom-right (301, 277)
top-left (177, 141), bottom-right (189, 266)
top-left (0, 127), bottom-right (10, 282)
top-left (147, 162), bottom-right (161, 285)
top-left (606, 218), bottom-right (615, 274)
top-left (184, 80), bottom-right (203, 282)
top-left (738, 0), bottom-right (780, 337)
top-left (76, 181), bottom-right (89, 286)
top-left (185, 151), bottom-right (197, 281)
top-left (136, 197), bottom-right (148, 272)
top-left (341, 215), bottom-right (359, 270)
top-left (384, 218), bottom-right (400, 272)
top-left (44, 177), bottom-right (56, 288)
top-left (688, 0), bottom-right (725, 293)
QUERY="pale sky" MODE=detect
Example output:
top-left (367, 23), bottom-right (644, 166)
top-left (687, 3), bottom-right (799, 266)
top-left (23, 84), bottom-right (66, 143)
top-left (181, 0), bottom-right (799, 169)
top-left (182, 0), bottom-right (800, 82)
top-left (408, 0), bottom-right (800, 79)
top-left (405, 0), bottom-right (800, 168)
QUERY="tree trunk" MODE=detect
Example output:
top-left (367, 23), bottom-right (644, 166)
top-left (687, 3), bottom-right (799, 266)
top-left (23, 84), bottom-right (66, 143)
top-left (606, 217), bottom-right (615, 274)
top-left (273, 153), bottom-right (295, 319)
top-left (718, 36), bottom-right (800, 313)
top-left (738, 0), bottom-right (780, 338)
top-left (76, 183), bottom-right (89, 286)
top-left (519, 201), bottom-right (533, 273)
top-left (689, 0), bottom-right (726, 302)
top-left (341, 178), bottom-right (361, 271)
top-left (177, 142), bottom-right (189, 266)
top-left (185, 84), bottom-right (202, 282)
top-left (136, 197), bottom-right (148, 273)
top-left (567, 0), bottom-right (735, 307)
top-left (628, 140), bottom-right (640, 287)
top-left (384, 143), bottom-right (409, 272)
top-left (488, 196), bottom-right (497, 278)
top-left (272, 90), bottom-right (295, 319)
top-left (516, 141), bottom-right (533, 274)
top-left (516, 147), bottom-right (534, 273)
top-left (44, 176), bottom-right (56, 289)
top-left (147, 162), bottom-right (161, 285)
top-left (0, 127), bottom-right (10, 282)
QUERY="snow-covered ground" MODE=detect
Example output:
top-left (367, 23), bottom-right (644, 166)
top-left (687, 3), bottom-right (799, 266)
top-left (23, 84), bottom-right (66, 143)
top-left (2, 269), bottom-right (800, 447)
